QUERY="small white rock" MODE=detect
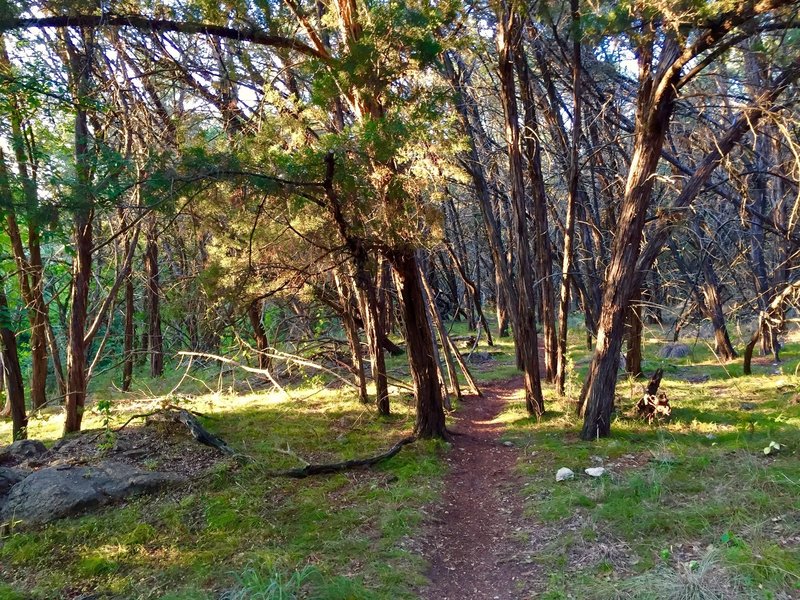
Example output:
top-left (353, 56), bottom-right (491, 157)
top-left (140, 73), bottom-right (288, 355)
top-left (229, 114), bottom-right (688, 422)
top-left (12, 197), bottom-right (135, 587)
top-left (556, 467), bottom-right (575, 481)
top-left (585, 467), bottom-right (606, 477)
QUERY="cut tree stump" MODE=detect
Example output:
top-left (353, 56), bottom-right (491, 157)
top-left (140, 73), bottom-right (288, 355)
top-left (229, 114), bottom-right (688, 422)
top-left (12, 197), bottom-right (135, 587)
top-left (636, 368), bottom-right (671, 423)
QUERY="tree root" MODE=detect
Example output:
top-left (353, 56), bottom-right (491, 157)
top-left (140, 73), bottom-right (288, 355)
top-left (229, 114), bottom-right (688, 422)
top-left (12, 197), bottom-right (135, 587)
top-left (268, 436), bottom-right (417, 478)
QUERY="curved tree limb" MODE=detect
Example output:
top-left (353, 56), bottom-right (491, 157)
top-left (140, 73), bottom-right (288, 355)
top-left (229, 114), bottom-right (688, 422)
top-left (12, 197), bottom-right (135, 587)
top-left (0, 14), bottom-right (330, 61)
top-left (269, 436), bottom-right (417, 478)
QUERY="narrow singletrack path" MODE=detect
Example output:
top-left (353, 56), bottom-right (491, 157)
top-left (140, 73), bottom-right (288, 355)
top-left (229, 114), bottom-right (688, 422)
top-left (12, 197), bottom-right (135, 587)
top-left (420, 376), bottom-right (536, 600)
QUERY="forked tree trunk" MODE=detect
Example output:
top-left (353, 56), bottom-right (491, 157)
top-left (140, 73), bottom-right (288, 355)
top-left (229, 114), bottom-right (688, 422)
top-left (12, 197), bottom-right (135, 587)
top-left (580, 36), bottom-right (680, 440)
top-left (388, 249), bottom-right (447, 439)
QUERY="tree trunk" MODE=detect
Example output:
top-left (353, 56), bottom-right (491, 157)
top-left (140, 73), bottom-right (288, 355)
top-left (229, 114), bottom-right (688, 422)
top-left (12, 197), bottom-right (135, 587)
top-left (0, 285), bottom-right (27, 440)
top-left (515, 45), bottom-right (557, 383)
top-left (334, 275), bottom-right (368, 404)
top-left (355, 278), bottom-right (390, 416)
top-left (122, 275), bottom-right (135, 391)
top-left (64, 35), bottom-right (93, 435)
top-left (145, 226), bottom-right (164, 378)
top-left (247, 299), bottom-right (272, 371)
top-left (699, 259), bottom-right (737, 360)
top-left (388, 249), bottom-right (447, 439)
top-left (556, 0), bottom-right (582, 396)
top-left (497, 9), bottom-right (544, 416)
top-left (580, 36), bottom-right (679, 440)
top-left (64, 209), bottom-right (92, 434)
top-left (625, 287), bottom-right (643, 377)
top-left (419, 254), bottom-right (461, 405)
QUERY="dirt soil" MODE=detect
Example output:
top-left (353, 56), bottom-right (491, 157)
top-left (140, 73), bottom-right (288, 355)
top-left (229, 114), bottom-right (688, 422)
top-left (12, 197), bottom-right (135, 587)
top-left (420, 376), bottom-right (537, 600)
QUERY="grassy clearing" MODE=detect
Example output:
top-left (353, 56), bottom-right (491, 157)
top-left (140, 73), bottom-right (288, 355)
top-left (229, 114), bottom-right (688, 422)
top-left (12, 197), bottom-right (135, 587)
top-left (0, 368), bottom-right (445, 599)
top-left (1, 319), bottom-right (799, 598)
top-left (500, 324), bottom-right (800, 599)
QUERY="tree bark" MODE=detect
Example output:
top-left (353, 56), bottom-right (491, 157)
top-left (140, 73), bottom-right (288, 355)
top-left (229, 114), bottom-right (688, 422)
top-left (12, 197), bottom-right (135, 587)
top-left (122, 275), bottom-right (135, 391)
top-left (0, 284), bottom-right (27, 440)
top-left (496, 8), bottom-right (544, 416)
top-left (514, 45), bottom-right (556, 383)
top-left (144, 224), bottom-right (164, 378)
top-left (625, 287), bottom-right (643, 377)
top-left (580, 34), bottom-right (680, 439)
top-left (333, 274), bottom-right (368, 404)
top-left (64, 33), bottom-right (93, 434)
top-left (388, 249), bottom-right (447, 439)
top-left (247, 299), bottom-right (272, 371)
top-left (556, 0), bottom-right (582, 396)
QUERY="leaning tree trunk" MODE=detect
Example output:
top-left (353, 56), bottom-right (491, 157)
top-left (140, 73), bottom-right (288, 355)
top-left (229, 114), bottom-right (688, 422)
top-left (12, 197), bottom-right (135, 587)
top-left (388, 249), bottom-right (447, 439)
top-left (0, 284), bottom-right (27, 440)
top-left (580, 37), bottom-right (679, 440)
top-left (700, 262), bottom-right (737, 361)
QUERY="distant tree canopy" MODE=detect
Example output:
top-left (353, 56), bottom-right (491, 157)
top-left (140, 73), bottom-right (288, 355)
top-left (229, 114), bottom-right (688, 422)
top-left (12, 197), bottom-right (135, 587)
top-left (0, 0), bottom-right (799, 441)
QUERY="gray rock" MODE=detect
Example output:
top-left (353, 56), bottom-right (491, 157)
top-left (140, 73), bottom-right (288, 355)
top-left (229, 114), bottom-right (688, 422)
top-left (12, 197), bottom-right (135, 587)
top-left (0, 461), bottom-right (184, 525)
top-left (556, 467), bottom-right (575, 482)
top-left (0, 467), bottom-right (27, 499)
top-left (740, 402), bottom-right (758, 411)
top-left (467, 351), bottom-right (493, 364)
top-left (0, 439), bottom-right (47, 465)
top-left (658, 343), bottom-right (691, 359)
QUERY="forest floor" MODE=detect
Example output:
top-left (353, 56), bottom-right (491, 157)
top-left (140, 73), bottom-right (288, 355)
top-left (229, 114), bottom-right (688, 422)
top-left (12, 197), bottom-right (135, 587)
top-left (0, 322), bottom-right (799, 599)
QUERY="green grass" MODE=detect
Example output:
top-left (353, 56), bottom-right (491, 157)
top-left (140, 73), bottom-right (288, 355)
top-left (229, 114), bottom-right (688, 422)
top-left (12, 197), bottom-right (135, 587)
top-left (0, 363), bottom-right (445, 598)
top-left (1, 316), bottom-right (799, 598)
top-left (500, 322), bottom-right (800, 599)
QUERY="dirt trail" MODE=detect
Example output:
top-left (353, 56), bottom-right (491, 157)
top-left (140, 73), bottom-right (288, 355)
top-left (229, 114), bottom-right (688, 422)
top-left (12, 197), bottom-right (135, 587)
top-left (420, 376), bottom-right (536, 600)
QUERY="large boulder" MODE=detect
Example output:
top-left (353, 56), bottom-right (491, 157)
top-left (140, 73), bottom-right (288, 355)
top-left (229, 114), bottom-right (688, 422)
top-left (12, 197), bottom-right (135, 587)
top-left (0, 439), bottom-right (48, 465)
top-left (0, 467), bottom-right (27, 501)
top-left (658, 343), bottom-right (691, 359)
top-left (0, 461), bottom-right (184, 525)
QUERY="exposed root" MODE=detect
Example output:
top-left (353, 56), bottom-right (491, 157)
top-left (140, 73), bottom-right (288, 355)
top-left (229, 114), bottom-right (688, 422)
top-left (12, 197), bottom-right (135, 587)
top-left (268, 436), bottom-right (417, 478)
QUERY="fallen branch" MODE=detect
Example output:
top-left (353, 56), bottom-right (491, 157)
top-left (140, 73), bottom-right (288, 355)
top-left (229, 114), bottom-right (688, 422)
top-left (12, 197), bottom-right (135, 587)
top-left (269, 436), bottom-right (416, 478)
top-left (174, 409), bottom-right (236, 456)
top-left (178, 349), bottom-right (356, 393)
